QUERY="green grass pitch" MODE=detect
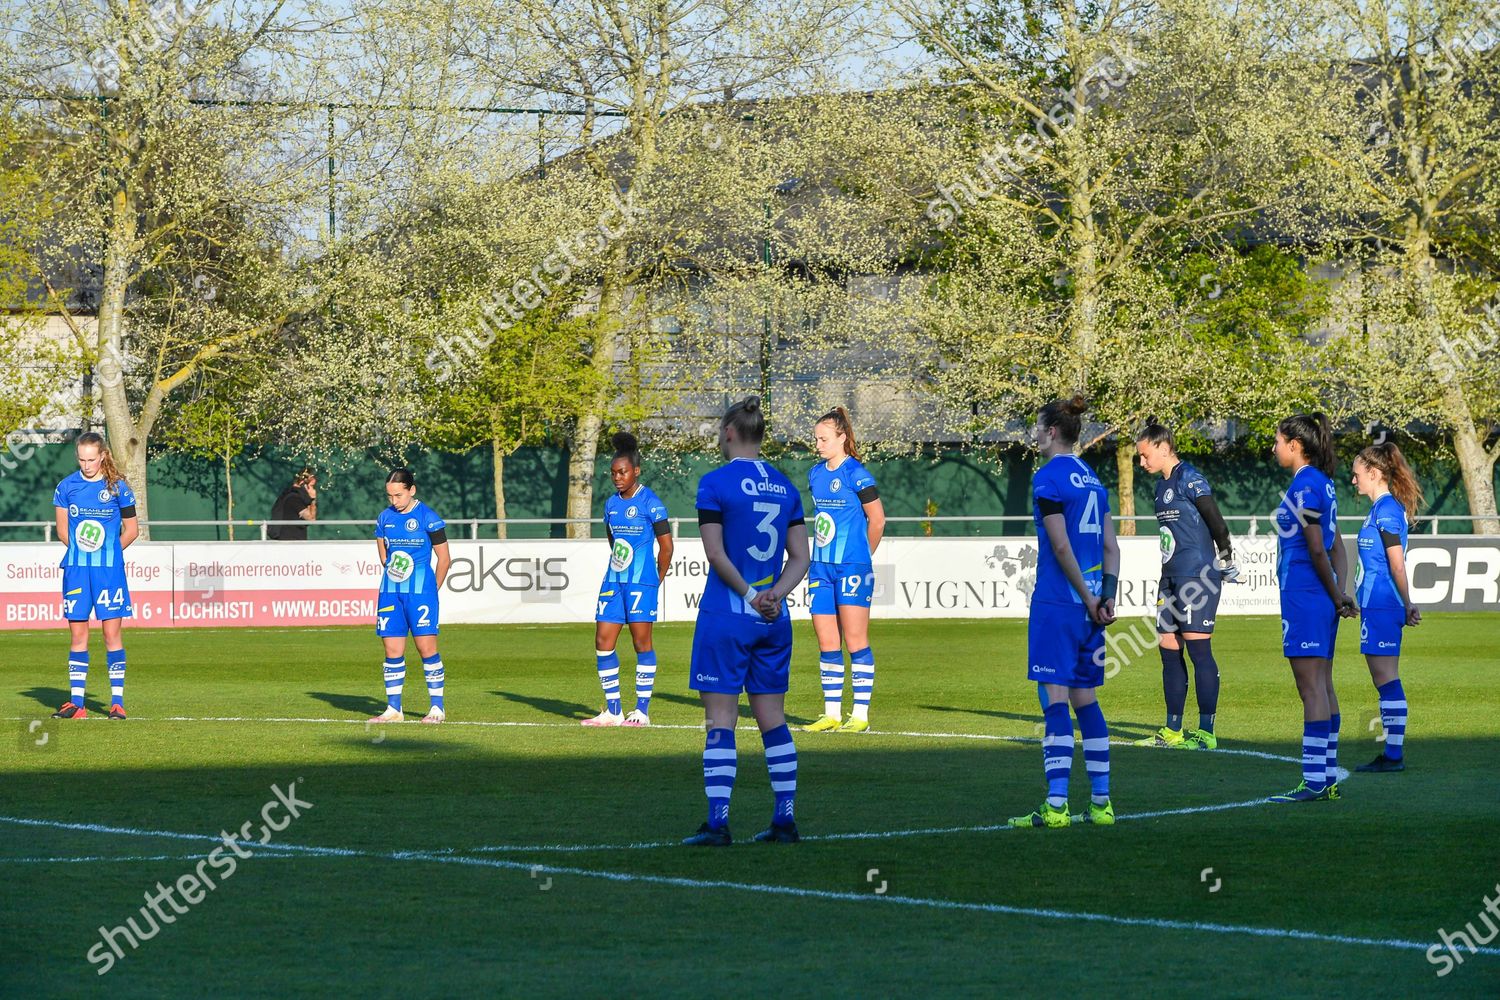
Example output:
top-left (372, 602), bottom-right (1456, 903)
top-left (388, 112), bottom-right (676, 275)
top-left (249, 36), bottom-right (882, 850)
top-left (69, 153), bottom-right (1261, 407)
top-left (3, 614), bottom-right (1498, 997)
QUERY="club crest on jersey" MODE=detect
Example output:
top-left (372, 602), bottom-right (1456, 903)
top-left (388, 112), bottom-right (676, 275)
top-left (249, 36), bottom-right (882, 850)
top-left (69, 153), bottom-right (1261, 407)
top-left (74, 519), bottom-right (106, 553)
top-left (626, 505), bottom-right (638, 519)
top-left (386, 550), bottom-right (415, 583)
top-left (98, 487), bottom-right (112, 502)
top-left (405, 517), bottom-right (418, 531)
top-left (1163, 487), bottom-right (1174, 503)
top-left (814, 510), bottom-right (836, 548)
top-left (610, 538), bottom-right (634, 572)
top-left (830, 478), bottom-right (842, 493)
top-left (68, 504), bottom-right (79, 517)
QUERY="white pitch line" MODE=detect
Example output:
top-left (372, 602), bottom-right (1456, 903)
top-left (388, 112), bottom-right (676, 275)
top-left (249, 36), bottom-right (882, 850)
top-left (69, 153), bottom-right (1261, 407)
top-left (0, 811), bottom-right (1488, 959)
top-left (465, 796), bottom-right (1275, 854)
top-left (1, 713), bottom-right (1308, 766)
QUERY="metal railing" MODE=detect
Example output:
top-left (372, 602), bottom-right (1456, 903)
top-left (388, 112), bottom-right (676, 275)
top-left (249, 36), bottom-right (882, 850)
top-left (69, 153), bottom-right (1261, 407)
top-left (0, 513), bottom-right (1475, 542)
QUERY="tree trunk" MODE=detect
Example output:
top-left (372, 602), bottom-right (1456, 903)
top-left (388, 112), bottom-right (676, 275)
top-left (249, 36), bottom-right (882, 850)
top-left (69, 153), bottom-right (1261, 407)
top-left (565, 282), bottom-right (623, 539)
top-left (1443, 386), bottom-right (1500, 535)
top-left (225, 450), bottom-right (235, 541)
top-left (1115, 436), bottom-right (1136, 536)
top-left (492, 436), bottom-right (507, 540)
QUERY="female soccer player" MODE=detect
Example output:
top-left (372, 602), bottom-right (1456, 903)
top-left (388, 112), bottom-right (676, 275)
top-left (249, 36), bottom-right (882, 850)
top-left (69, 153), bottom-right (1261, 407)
top-left (583, 431), bottom-right (674, 727)
top-left (1135, 422), bottom-right (1239, 750)
top-left (1351, 442), bottom-right (1422, 773)
top-left (682, 398), bottom-right (811, 846)
top-left (1269, 413), bottom-right (1356, 803)
top-left (51, 432), bottom-right (138, 720)
top-left (1009, 395), bottom-right (1120, 829)
top-left (802, 406), bottom-right (886, 733)
top-left (369, 469), bottom-right (451, 724)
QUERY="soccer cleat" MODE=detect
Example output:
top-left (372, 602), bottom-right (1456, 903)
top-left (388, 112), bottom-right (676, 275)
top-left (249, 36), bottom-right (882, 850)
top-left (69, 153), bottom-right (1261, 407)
top-left (1180, 729), bottom-right (1218, 750)
top-left (1009, 801), bottom-right (1071, 828)
top-left (681, 822), bottom-right (732, 847)
top-left (51, 703), bottom-right (87, 720)
top-left (1355, 752), bottom-right (1405, 773)
top-left (752, 821), bottom-right (800, 843)
top-left (421, 707), bottom-right (445, 724)
top-left (107, 705), bottom-right (127, 721)
top-left (1071, 799), bottom-right (1115, 825)
top-left (622, 709), bottom-right (651, 727)
top-left (800, 714), bottom-right (842, 733)
top-left (368, 707), bottom-right (404, 723)
top-left (1135, 727), bottom-right (1185, 747)
top-left (1267, 781), bottom-right (1332, 803)
top-left (837, 716), bottom-right (870, 733)
top-left (1325, 782), bottom-right (1340, 801)
top-left (580, 709), bottom-right (624, 727)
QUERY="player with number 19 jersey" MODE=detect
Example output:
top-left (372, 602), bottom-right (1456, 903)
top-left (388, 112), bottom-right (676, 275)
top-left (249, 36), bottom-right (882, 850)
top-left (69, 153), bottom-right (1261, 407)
top-left (1028, 454), bottom-right (1108, 688)
top-left (598, 485), bottom-right (670, 623)
top-left (807, 457), bottom-right (878, 613)
top-left (690, 458), bottom-right (805, 695)
top-left (54, 471), bottom-right (137, 621)
top-left (375, 500), bottom-right (447, 637)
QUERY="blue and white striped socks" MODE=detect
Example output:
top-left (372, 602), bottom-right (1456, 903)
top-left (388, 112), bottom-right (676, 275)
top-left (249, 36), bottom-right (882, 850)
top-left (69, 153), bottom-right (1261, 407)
top-left (1327, 712), bottom-right (1341, 780)
top-left (819, 650), bottom-right (844, 717)
top-left (68, 651), bottom-right (89, 707)
top-left (763, 724), bottom-right (798, 825)
top-left (1042, 701), bottom-right (1074, 807)
top-left (106, 648), bottom-right (126, 707)
top-left (1302, 719), bottom-right (1330, 790)
top-left (850, 647), bottom-right (875, 721)
top-left (703, 728), bottom-right (737, 829)
top-left (421, 654), bottom-right (444, 712)
top-left (383, 657), bottom-right (405, 712)
top-left (635, 651), bottom-right (657, 715)
top-left (1075, 700), bottom-right (1110, 803)
top-left (595, 649), bottom-right (622, 716)
top-left (1377, 679), bottom-right (1407, 760)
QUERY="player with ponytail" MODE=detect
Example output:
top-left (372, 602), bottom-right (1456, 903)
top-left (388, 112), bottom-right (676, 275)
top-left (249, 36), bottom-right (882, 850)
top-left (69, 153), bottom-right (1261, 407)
top-left (802, 406), bottom-right (886, 733)
top-left (1350, 441), bottom-right (1423, 772)
top-left (1268, 412), bottom-right (1355, 803)
top-left (584, 431), bottom-right (673, 727)
top-left (370, 469), bottom-right (451, 724)
top-left (1010, 395), bottom-right (1120, 829)
top-left (52, 432), bottom-right (139, 720)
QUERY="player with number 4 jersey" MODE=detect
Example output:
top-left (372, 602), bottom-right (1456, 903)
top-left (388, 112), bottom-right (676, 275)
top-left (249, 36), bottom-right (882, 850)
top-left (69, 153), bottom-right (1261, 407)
top-left (584, 432), bottom-right (674, 728)
top-left (371, 469), bottom-right (451, 725)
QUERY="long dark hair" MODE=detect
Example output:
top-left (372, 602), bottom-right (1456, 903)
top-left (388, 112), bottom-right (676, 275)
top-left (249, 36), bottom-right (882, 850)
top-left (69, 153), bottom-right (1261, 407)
top-left (611, 431), bottom-right (641, 468)
top-left (386, 468), bottom-right (416, 488)
top-left (723, 397), bottom-right (765, 445)
top-left (1039, 394), bottom-right (1089, 446)
top-left (1278, 413), bottom-right (1335, 476)
top-left (1137, 420), bottom-right (1176, 453)
top-left (1356, 441), bottom-right (1424, 519)
top-left (816, 406), bottom-right (861, 460)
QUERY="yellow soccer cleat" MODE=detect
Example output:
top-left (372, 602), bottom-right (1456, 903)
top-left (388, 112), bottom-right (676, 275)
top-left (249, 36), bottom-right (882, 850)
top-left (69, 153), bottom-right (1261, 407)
top-left (837, 716), bottom-right (870, 733)
top-left (800, 714), bottom-right (842, 733)
top-left (1134, 726), bottom-right (1185, 747)
top-left (1009, 801), bottom-right (1071, 828)
top-left (1071, 799), bottom-right (1115, 825)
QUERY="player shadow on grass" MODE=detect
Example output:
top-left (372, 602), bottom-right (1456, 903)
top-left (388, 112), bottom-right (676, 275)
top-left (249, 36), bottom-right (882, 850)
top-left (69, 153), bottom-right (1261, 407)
top-left (492, 690), bottom-right (596, 720)
top-left (306, 691), bottom-right (387, 716)
top-left (19, 686), bottom-right (107, 715)
top-left (647, 691), bottom-right (754, 719)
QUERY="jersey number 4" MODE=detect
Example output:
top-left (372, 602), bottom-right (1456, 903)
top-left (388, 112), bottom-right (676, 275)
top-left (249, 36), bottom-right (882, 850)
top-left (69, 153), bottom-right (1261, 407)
top-left (1079, 492), bottom-right (1102, 536)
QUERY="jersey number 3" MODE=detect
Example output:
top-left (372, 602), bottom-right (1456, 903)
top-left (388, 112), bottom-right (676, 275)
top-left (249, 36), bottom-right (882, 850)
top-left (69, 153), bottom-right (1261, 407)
top-left (747, 502), bottom-right (780, 560)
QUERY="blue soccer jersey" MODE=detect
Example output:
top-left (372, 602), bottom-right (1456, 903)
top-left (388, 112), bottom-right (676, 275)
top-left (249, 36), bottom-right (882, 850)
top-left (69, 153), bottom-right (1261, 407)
top-left (808, 457), bottom-right (878, 564)
top-left (1155, 461), bottom-right (1218, 578)
top-left (53, 471), bottom-right (137, 569)
top-left (1274, 465), bottom-right (1338, 592)
top-left (695, 458), bottom-right (805, 616)
top-left (1031, 454), bottom-right (1107, 606)
top-left (375, 501), bottom-right (446, 595)
top-left (603, 485), bottom-right (670, 586)
top-left (1356, 493), bottom-right (1408, 611)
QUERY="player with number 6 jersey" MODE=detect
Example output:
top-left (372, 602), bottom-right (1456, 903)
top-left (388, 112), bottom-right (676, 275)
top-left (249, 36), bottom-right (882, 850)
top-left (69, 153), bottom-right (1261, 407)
top-left (370, 469), bottom-right (451, 725)
top-left (802, 406), bottom-right (886, 734)
top-left (683, 397), bottom-right (811, 847)
top-left (584, 431), bottom-right (674, 728)
top-left (51, 432), bottom-right (139, 721)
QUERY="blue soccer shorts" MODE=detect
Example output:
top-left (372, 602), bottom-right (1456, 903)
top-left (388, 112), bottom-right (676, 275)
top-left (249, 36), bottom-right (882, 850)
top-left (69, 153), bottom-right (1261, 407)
top-left (62, 565), bottom-right (132, 622)
top-left (808, 562), bottom-right (875, 615)
top-left (689, 610), bottom-right (793, 695)
top-left (1027, 599), bottom-right (1106, 689)
top-left (376, 591), bottom-right (439, 637)
top-left (596, 582), bottom-right (660, 624)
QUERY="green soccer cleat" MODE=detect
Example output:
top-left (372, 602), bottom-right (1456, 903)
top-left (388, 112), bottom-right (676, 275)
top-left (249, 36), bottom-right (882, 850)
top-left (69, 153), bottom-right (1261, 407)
top-left (1267, 781), bottom-right (1333, 803)
top-left (1009, 801), bottom-right (1071, 828)
top-left (1135, 727), bottom-right (1185, 748)
top-left (1071, 799), bottom-right (1116, 825)
top-left (1180, 729), bottom-right (1218, 750)
top-left (800, 715), bottom-right (842, 733)
top-left (1326, 782), bottom-right (1340, 801)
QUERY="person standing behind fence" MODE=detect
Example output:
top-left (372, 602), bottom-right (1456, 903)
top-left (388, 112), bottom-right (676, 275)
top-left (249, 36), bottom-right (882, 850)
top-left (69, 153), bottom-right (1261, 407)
top-left (1135, 423), bottom-right (1240, 751)
top-left (269, 470), bottom-right (318, 540)
top-left (583, 432), bottom-right (673, 728)
top-left (51, 432), bottom-right (138, 720)
top-left (1350, 442), bottom-right (1423, 773)
top-left (802, 407), bottom-right (886, 734)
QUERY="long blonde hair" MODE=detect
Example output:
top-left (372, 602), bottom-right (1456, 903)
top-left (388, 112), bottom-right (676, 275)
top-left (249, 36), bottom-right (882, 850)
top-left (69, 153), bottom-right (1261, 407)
top-left (76, 431), bottom-right (124, 496)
